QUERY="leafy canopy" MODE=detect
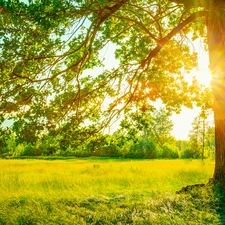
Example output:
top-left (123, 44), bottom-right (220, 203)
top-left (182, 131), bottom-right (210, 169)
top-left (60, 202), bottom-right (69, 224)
top-left (0, 0), bottom-right (209, 138)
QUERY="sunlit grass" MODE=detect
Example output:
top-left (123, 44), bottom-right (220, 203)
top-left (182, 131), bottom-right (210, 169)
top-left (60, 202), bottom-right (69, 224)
top-left (0, 159), bottom-right (214, 200)
top-left (1, 158), bottom-right (224, 224)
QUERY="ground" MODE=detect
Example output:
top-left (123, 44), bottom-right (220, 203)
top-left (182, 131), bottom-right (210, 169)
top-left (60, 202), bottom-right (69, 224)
top-left (0, 158), bottom-right (224, 224)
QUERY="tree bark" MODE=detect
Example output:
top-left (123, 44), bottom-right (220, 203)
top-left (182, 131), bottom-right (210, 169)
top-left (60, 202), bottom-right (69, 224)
top-left (206, 1), bottom-right (225, 183)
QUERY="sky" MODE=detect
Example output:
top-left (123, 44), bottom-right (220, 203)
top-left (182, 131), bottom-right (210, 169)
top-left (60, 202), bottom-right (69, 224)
top-left (171, 107), bottom-right (202, 140)
top-left (100, 40), bottom-right (212, 140)
top-left (170, 41), bottom-right (212, 140)
top-left (100, 39), bottom-right (213, 140)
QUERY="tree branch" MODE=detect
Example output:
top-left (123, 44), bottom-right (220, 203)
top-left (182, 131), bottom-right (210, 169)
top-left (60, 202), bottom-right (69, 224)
top-left (142, 10), bottom-right (205, 68)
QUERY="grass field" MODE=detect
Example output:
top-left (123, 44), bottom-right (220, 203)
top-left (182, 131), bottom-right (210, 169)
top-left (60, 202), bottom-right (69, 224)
top-left (0, 158), bottom-right (224, 224)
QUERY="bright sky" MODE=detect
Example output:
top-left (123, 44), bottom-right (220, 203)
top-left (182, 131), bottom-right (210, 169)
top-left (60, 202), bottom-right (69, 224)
top-left (171, 107), bottom-right (202, 140)
top-left (171, 42), bottom-right (212, 140)
top-left (87, 40), bottom-right (213, 140)
top-left (101, 41), bottom-right (212, 140)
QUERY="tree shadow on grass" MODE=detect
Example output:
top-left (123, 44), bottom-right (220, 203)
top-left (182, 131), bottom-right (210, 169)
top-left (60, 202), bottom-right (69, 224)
top-left (211, 184), bottom-right (225, 224)
top-left (176, 182), bottom-right (225, 224)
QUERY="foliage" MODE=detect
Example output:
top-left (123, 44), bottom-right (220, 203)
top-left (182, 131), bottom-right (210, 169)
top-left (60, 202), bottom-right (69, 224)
top-left (5, 133), bottom-right (16, 154)
top-left (0, 0), bottom-right (218, 163)
top-left (188, 112), bottom-right (215, 159)
top-left (0, 127), bottom-right (11, 155)
top-left (22, 142), bottom-right (42, 156)
top-left (180, 148), bottom-right (196, 159)
top-left (147, 108), bottom-right (174, 148)
top-left (0, 0), bottom-right (206, 147)
top-left (160, 143), bottom-right (179, 159)
top-left (0, 106), bottom-right (215, 160)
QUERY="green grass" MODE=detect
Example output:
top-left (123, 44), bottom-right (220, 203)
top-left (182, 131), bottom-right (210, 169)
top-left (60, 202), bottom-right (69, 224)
top-left (0, 158), bottom-right (224, 224)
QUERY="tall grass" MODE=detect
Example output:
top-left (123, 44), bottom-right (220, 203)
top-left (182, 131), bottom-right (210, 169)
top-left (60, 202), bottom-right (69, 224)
top-left (0, 159), bottom-right (214, 200)
top-left (1, 159), bottom-right (224, 225)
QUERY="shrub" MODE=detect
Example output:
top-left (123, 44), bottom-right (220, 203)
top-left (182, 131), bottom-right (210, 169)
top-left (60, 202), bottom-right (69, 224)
top-left (160, 143), bottom-right (179, 159)
top-left (13, 143), bottom-right (25, 156)
top-left (125, 139), bottom-right (157, 159)
top-left (5, 133), bottom-right (16, 153)
top-left (36, 137), bottom-right (60, 156)
top-left (180, 148), bottom-right (196, 159)
top-left (143, 140), bottom-right (157, 159)
top-left (23, 143), bottom-right (42, 156)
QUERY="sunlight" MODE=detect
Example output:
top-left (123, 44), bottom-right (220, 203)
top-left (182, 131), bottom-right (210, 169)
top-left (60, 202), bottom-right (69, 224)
top-left (195, 43), bottom-right (212, 87)
top-left (172, 51), bottom-right (213, 140)
top-left (186, 67), bottom-right (212, 87)
top-left (195, 68), bottom-right (212, 87)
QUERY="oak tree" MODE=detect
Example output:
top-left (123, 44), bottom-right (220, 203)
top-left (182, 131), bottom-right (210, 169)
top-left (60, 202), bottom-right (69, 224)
top-left (1, 0), bottom-right (225, 183)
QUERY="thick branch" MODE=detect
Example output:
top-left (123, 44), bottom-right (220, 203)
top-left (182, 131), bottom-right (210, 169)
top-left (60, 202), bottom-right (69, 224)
top-left (142, 10), bottom-right (205, 68)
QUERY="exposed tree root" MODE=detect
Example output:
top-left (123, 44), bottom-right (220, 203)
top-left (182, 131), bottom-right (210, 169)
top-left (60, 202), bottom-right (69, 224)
top-left (176, 183), bottom-right (205, 194)
top-left (176, 178), bottom-right (214, 194)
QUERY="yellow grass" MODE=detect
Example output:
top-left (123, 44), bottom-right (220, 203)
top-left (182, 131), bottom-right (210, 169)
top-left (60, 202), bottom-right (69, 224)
top-left (0, 159), bottom-right (214, 201)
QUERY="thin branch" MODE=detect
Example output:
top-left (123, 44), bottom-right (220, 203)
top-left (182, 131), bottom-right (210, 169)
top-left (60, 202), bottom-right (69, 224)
top-left (113, 15), bottom-right (159, 42)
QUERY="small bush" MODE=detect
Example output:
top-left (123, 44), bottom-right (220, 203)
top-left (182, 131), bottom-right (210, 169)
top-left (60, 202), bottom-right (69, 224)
top-left (13, 143), bottom-right (25, 156)
top-left (160, 143), bottom-right (179, 159)
top-left (144, 140), bottom-right (157, 159)
top-left (180, 148), bottom-right (196, 159)
top-left (23, 143), bottom-right (42, 156)
top-left (125, 139), bottom-right (157, 159)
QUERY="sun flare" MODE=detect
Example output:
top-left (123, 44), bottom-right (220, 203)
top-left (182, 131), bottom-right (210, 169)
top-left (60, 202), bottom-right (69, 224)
top-left (195, 68), bottom-right (212, 87)
top-left (185, 68), bottom-right (212, 88)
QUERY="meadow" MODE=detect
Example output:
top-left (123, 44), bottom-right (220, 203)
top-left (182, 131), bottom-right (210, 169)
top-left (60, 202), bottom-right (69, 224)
top-left (0, 158), bottom-right (224, 224)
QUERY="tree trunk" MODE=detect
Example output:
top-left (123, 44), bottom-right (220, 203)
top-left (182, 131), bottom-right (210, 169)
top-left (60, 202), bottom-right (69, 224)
top-left (207, 1), bottom-right (225, 183)
top-left (202, 116), bottom-right (205, 161)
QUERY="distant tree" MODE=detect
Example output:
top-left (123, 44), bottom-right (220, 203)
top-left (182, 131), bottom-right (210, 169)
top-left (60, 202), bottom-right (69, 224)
top-left (188, 116), bottom-right (202, 158)
top-left (205, 125), bottom-right (215, 158)
top-left (188, 110), bottom-right (213, 160)
top-left (176, 140), bottom-right (189, 152)
top-left (119, 107), bottom-right (174, 149)
top-left (0, 127), bottom-right (11, 155)
top-left (147, 108), bottom-right (174, 149)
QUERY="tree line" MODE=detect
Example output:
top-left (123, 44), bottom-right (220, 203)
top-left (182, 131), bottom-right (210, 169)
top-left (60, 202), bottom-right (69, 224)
top-left (0, 107), bottom-right (214, 160)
